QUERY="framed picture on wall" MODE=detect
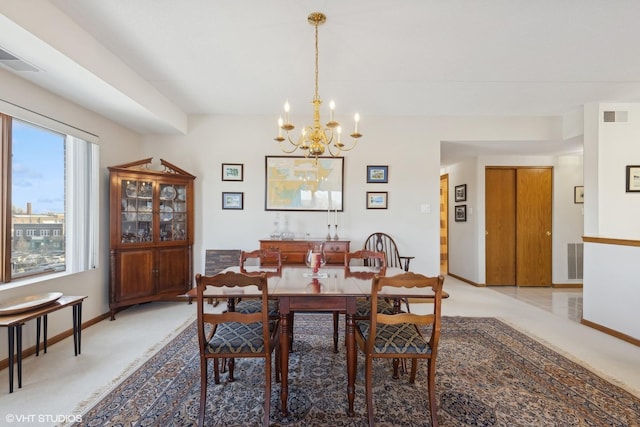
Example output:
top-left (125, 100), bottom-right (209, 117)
top-left (366, 192), bottom-right (388, 209)
top-left (574, 186), bottom-right (584, 203)
top-left (626, 165), bottom-right (640, 192)
top-left (222, 163), bottom-right (243, 181)
top-left (454, 205), bottom-right (467, 222)
top-left (222, 192), bottom-right (243, 209)
top-left (265, 156), bottom-right (344, 211)
top-left (366, 165), bottom-right (388, 183)
top-left (454, 184), bottom-right (467, 202)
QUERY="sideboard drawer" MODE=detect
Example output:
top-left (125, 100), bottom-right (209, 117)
top-left (259, 239), bottom-right (350, 265)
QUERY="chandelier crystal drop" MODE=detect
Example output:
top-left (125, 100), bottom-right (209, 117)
top-left (274, 12), bottom-right (362, 160)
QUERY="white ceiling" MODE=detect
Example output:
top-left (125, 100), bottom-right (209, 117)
top-left (3, 0), bottom-right (640, 164)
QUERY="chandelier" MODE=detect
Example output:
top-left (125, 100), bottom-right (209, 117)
top-left (274, 12), bottom-right (362, 160)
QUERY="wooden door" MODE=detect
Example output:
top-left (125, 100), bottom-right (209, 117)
top-left (485, 168), bottom-right (516, 285)
top-left (440, 174), bottom-right (448, 274)
top-left (516, 168), bottom-right (552, 286)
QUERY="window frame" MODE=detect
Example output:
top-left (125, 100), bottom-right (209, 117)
top-left (0, 106), bottom-right (100, 284)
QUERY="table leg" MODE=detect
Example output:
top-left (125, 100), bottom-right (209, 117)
top-left (8, 326), bottom-right (14, 393)
top-left (17, 324), bottom-right (23, 389)
top-left (36, 317), bottom-right (41, 356)
top-left (73, 303), bottom-right (82, 356)
top-left (43, 314), bottom-right (48, 354)
top-left (345, 312), bottom-right (356, 417)
top-left (279, 301), bottom-right (290, 417)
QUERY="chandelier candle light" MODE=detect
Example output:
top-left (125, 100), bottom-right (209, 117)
top-left (275, 12), bottom-right (363, 161)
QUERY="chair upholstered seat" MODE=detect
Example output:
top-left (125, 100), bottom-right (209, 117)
top-left (206, 322), bottom-right (267, 354)
top-left (235, 299), bottom-right (279, 316)
top-left (355, 298), bottom-right (394, 317)
top-left (356, 321), bottom-right (431, 355)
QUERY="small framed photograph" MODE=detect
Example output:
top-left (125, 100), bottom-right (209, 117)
top-left (454, 184), bottom-right (467, 202)
top-left (222, 163), bottom-right (243, 181)
top-left (626, 165), bottom-right (640, 192)
top-left (574, 186), bottom-right (584, 203)
top-left (366, 192), bottom-right (388, 209)
top-left (222, 192), bottom-right (244, 210)
top-left (366, 165), bottom-right (388, 183)
top-left (454, 205), bottom-right (467, 222)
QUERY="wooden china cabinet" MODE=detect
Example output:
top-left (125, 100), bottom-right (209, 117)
top-left (108, 158), bottom-right (195, 320)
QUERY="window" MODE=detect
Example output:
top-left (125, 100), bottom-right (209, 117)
top-left (1, 109), bottom-right (99, 283)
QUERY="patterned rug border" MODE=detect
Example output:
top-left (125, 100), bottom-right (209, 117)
top-left (494, 316), bottom-right (640, 399)
top-left (69, 311), bottom-right (197, 418)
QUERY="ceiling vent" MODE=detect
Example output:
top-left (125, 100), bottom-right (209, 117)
top-left (0, 47), bottom-right (40, 72)
top-left (603, 110), bottom-right (628, 123)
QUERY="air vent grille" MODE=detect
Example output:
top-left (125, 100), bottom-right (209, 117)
top-left (0, 47), bottom-right (40, 72)
top-left (567, 243), bottom-right (583, 280)
top-left (603, 110), bottom-right (628, 123)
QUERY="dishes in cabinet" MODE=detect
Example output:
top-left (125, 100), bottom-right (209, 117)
top-left (138, 213), bottom-right (152, 222)
top-left (137, 183), bottom-right (152, 198)
top-left (125, 183), bottom-right (137, 198)
top-left (160, 205), bottom-right (173, 221)
top-left (176, 187), bottom-right (186, 201)
top-left (160, 186), bottom-right (177, 200)
top-left (124, 203), bottom-right (136, 221)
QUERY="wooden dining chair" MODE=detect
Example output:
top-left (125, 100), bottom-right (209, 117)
top-left (195, 271), bottom-right (280, 427)
top-left (355, 272), bottom-right (445, 427)
top-left (329, 250), bottom-right (394, 352)
top-left (363, 232), bottom-right (415, 312)
top-left (363, 232), bottom-right (414, 272)
top-left (233, 249), bottom-right (282, 316)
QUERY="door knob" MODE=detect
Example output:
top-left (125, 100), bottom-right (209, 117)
top-left (546, 231), bottom-right (551, 236)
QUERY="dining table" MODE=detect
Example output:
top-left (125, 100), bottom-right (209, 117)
top-left (199, 264), bottom-right (442, 417)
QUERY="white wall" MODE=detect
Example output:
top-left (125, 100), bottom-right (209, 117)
top-left (446, 158), bottom-right (479, 280)
top-left (583, 102), bottom-right (640, 340)
top-left (0, 67), bottom-right (143, 361)
top-left (141, 115), bottom-right (443, 277)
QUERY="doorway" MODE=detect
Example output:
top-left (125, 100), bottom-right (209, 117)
top-left (485, 167), bottom-right (552, 286)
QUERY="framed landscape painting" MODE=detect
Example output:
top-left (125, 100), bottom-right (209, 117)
top-left (366, 192), bottom-right (388, 209)
top-left (366, 165), bottom-right (388, 183)
top-left (222, 192), bottom-right (243, 210)
top-left (222, 163), bottom-right (243, 181)
top-left (265, 156), bottom-right (344, 211)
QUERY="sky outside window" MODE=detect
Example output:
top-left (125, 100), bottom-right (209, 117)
top-left (12, 120), bottom-right (65, 214)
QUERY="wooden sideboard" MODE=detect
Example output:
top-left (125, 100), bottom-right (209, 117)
top-left (259, 239), bottom-right (350, 265)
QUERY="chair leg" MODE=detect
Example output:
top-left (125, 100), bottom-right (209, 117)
top-left (228, 357), bottom-right (235, 382)
top-left (427, 357), bottom-right (439, 427)
top-left (275, 344), bottom-right (281, 383)
top-left (409, 358), bottom-right (418, 383)
top-left (332, 311), bottom-right (339, 353)
top-left (392, 358), bottom-right (400, 379)
top-left (289, 312), bottom-right (295, 351)
top-left (213, 357), bottom-right (220, 384)
top-left (199, 357), bottom-right (208, 427)
top-left (263, 354), bottom-right (272, 427)
top-left (365, 357), bottom-right (375, 427)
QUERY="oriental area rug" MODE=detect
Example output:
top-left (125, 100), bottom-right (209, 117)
top-left (74, 316), bottom-right (640, 426)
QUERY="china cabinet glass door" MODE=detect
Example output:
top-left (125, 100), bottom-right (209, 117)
top-left (159, 183), bottom-right (188, 242)
top-left (121, 180), bottom-right (153, 243)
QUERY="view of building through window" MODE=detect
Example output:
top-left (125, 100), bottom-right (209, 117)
top-left (11, 119), bottom-right (66, 277)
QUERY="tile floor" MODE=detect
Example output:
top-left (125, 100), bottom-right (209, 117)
top-left (0, 276), bottom-right (638, 427)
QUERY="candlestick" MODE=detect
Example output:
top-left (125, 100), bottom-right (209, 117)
top-left (326, 224), bottom-right (332, 240)
top-left (333, 224), bottom-right (339, 241)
